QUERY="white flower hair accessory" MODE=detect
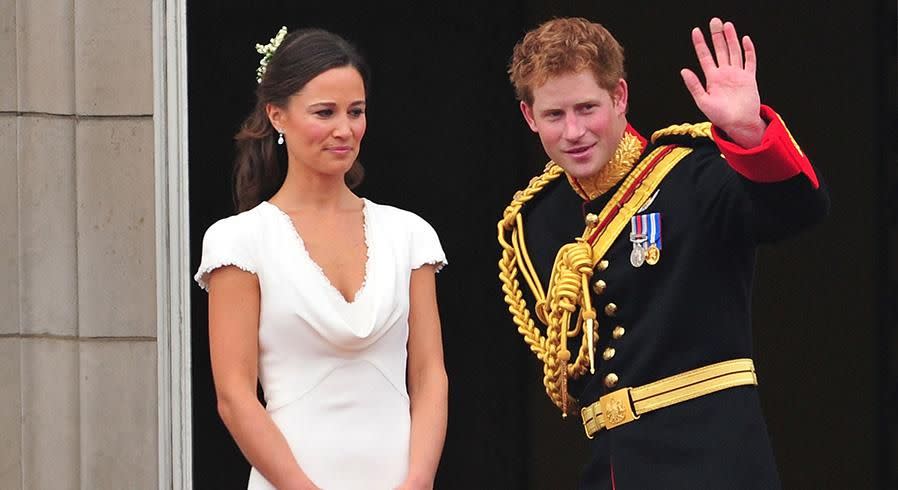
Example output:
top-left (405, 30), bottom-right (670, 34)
top-left (255, 26), bottom-right (288, 83)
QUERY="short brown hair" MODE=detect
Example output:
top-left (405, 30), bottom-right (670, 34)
top-left (509, 17), bottom-right (626, 105)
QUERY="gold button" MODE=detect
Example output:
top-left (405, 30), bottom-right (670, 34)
top-left (597, 259), bottom-right (609, 271)
top-left (585, 213), bottom-right (599, 226)
top-left (593, 279), bottom-right (607, 295)
top-left (612, 326), bottom-right (625, 339)
top-left (604, 373), bottom-right (619, 388)
top-left (602, 347), bottom-right (616, 361)
top-left (604, 303), bottom-right (618, 317)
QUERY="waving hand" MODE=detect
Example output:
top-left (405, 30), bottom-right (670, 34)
top-left (681, 17), bottom-right (767, 148)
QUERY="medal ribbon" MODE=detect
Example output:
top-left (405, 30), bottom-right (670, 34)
top-left (584, 144), bottom-right (691, 273)
top-left (646, 213), bottom-right (662, 250)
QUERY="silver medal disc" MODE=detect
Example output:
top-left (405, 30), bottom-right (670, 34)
top-left (630, 245), bottom-right (646, 268)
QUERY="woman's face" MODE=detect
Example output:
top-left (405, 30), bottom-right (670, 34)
top-left (270, 66), bottom-right (367, 180)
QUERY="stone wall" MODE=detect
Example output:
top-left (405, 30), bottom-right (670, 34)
top-left (0, 0), bottom-right (158, 488)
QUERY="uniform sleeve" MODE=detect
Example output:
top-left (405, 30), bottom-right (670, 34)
top-left (711, 105), bottom-right (820, 188)
top-left (193, 218), bottom-right (258, 292)
top-left (695, 163), bottom-right (829, 245)
top-left (687, 109), bottom-right (830, 245)
top-left (409, 215), bottom-right (448, 272)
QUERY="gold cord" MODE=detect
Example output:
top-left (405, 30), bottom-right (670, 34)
top-left (499, 140), bottom-right (696, 417)
top-left (498, 166), bottom-right (566, 363)
top-left (498, 164), bottom-right (599, 415)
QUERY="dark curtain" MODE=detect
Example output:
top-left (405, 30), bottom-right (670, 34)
top-left (187, 1), bottom-right (893, 488)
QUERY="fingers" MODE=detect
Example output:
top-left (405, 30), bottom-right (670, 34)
top-left (743, 35), bottom-right (757, 75)
top-left (680, 68), bottom-right (706, 105)
top-left (691, 27), bottom-right (717, 77)
top-left (723, 21), bottom-right (743, 68)
top-left (709, 17), bottom-right (729, 66)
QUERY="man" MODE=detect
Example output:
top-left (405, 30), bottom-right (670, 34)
top-left (497, 17), bottom-right (828, 489)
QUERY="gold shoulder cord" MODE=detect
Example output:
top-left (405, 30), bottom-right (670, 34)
top-left (498, 124), bottom-right (708, 417)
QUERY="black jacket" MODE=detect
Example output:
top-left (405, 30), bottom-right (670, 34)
top-left (519, 124), bottom-right (829, 490)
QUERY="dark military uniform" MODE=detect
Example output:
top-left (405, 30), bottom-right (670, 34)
top-left (510, 106), bottom-right (829, 489)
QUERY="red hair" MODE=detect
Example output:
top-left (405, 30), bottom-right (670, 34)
top-left (509, 17), bottom-right (626, 105)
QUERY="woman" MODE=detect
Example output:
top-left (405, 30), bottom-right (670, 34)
top-left (194, 27), bottom-right (448, 490)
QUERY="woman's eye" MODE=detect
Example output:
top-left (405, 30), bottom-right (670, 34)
top-left (315, 109), bottom-right (334, 117)
top-left (349, 108), bottom-right (365, 117)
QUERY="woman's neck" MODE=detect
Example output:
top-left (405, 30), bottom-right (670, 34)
top-left (270, 160), bottom-right (358, 212)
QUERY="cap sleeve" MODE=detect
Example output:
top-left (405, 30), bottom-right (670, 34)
top-left (409, 215), bottom-right (447, 273)
top-left (193, 217), bottom-right (258, 292)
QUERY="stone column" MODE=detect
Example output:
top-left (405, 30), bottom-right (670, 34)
top-left (0, 0), bottom-right (158, 488)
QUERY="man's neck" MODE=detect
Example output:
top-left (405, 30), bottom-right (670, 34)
top-left (566, 125), bottom-right (646, 201)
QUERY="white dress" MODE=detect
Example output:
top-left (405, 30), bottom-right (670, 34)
top-left (194, 199), bottom-right (447, 490)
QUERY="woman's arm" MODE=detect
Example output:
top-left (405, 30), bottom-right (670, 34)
top-left (399, 265), bottom-right (449, 490)
top-left (208, 266), bottom-right (319, 490)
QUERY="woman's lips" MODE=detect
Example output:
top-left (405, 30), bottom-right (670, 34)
top-left (326, 146), bottom-right (353, 155)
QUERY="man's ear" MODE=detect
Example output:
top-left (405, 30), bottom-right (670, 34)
top-left (612, 79), bottom-right (629, 116)
top-left (520, 101), bottom-right (539, 132)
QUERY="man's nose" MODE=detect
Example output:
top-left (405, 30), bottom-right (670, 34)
top-left (562, 113), bottom-right (586, 140)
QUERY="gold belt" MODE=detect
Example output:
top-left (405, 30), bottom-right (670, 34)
top-left (580, 358), bottom-right (757, 439)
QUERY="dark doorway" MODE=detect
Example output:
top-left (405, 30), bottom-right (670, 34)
top-left (187, 2), bottom-right (892, 489)
top-left (187, 3), bottom-right (537, 488)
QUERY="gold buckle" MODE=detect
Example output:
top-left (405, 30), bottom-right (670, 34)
top-left (599, 388), bottom-right (638, 429)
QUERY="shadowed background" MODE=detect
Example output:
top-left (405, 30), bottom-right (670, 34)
top-left (187, 1), bottom-right (897, 488)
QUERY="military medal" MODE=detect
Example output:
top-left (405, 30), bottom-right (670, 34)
top-left (631, 213), bottom-right (663, 267)
top-left (645, 245), bottom-right (660, 265)
top-left (643, 212), bottom-right (662, 265)
top-left (630, 241), bottom-right (646, 267)
top-left (629, 224), bottom-right (647, 268)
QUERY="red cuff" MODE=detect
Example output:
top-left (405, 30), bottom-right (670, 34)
top-left (711, 105), bottom-right (819, 189)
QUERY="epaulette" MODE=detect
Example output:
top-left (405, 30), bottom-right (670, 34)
top-left (650, 122), bottom-right (713, 146)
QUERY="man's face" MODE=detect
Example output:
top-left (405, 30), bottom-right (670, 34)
top-left (521, 71), bottom-right (628, 179)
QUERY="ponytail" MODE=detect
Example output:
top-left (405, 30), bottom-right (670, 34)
top-left (233, 102), bottom-right (284, 212)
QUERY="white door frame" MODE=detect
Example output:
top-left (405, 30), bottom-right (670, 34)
top-left (153, 0), bottom-right (192, 488)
